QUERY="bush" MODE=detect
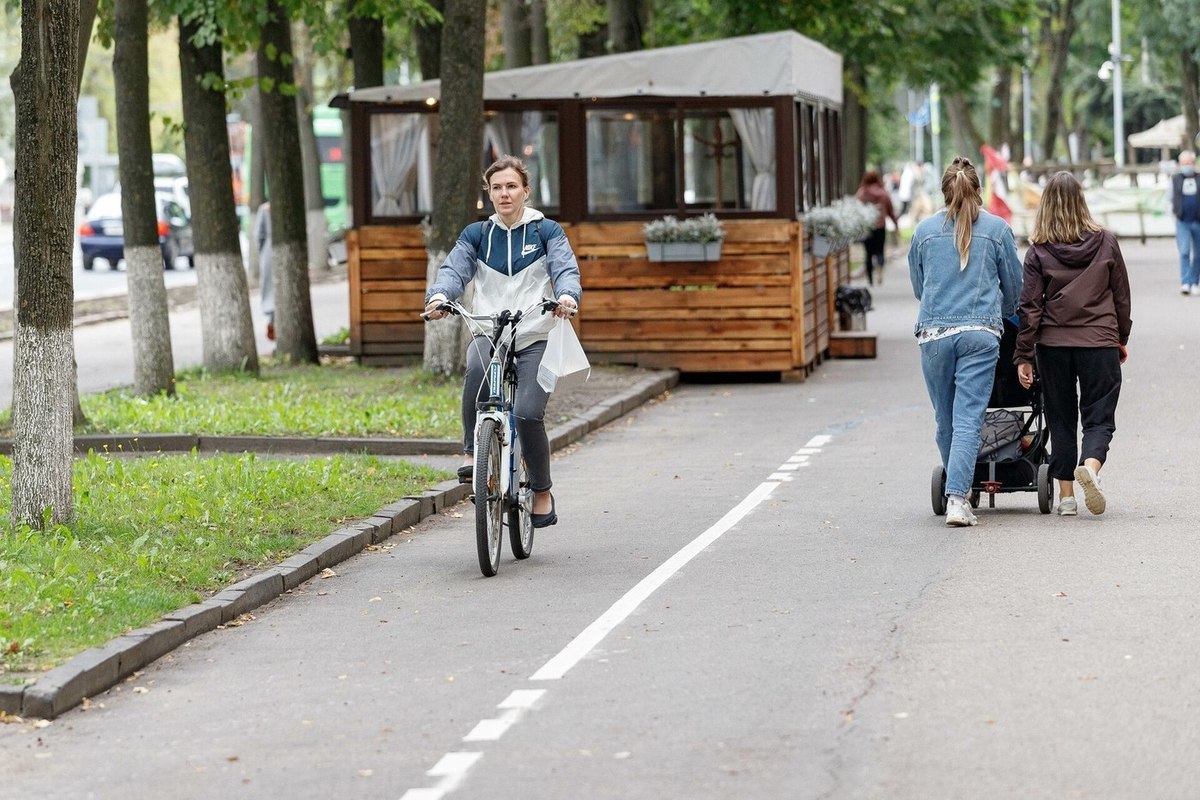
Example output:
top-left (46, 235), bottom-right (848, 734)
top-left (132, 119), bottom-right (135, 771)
top-left (802, 197), bottom-right (879, 248)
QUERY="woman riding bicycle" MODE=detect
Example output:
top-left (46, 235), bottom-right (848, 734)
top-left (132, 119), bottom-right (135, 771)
top-left (424, 155), bottom-right (582, 529)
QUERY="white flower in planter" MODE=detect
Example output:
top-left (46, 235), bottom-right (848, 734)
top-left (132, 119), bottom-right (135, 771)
top-left (643, 213), bottom-right (726, 261)
top-left (802, 197), bottom-right (878, 253)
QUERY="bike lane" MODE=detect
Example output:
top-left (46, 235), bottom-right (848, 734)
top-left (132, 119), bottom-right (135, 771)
top-left (4, 240), bottom-right (1200, 800)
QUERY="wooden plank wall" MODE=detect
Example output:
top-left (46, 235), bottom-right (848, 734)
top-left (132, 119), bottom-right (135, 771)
top-left (564, 219), bottom-right (811, 373)
top-left (347, 219), bottom-right (826, 374)
top-left (348, 226), bottom-right (428, 365)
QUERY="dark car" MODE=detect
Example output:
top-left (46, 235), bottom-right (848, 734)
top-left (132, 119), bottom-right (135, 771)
top-left (79, 190), bottom-right (195, 271)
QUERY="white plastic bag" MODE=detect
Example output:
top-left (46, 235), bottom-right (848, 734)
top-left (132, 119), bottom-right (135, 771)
top-left (537, 317), bottom-right (591, 392)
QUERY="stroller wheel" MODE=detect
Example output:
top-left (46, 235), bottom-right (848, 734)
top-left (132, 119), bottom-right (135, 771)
top-left (931, 465), bottom-right (947, 515)
top-left (1037, 463), bottom-right (1054, 514)
top-left (969, 490), bottom-right (981, 509)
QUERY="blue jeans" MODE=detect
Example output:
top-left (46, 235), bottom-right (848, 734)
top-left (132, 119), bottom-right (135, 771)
top-left (1176, 219), bottom-right (1200, 286)
top-left (919, 330), bottom-right (1000, 498)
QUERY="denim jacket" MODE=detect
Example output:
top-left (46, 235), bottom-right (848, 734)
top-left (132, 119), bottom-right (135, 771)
top-left (908, 209), bottom-right (1023, 336)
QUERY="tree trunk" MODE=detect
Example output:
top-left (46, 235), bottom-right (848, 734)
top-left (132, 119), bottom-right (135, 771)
top-left (415, 0), bottom-right (444, 80)
top-left (114, 0), bottom-right (175, 397)
top-left (74, 0), bottom-right (100, 428)
top-left (348, 4), bottom-right (385, 87)
top-left (77, 0), bottom-right (98, 91)
top-left (577, 0), bottom-right (607, 59)
top-left (294, 33), bottom-right (328, 272)
top-left (989, 65), bottom-right (1012, 150)
top-left (946, 92), bottom-right (985, 162)
top-left (842, 63), bottom-right (868, 196)
top-left (348, 2), bottom-right (384, 230)
top-left (257, 0), bottom-right (319, 364)
top-left (1183, 50), bottom-right (1199, 152)
top-left (179, 16), bottom-right (259, 374)
top-left (10, 0), bottom-right (78, 526)
top-left (424, 0), bottom-right (486, 375)
top-left (503, 0), bottom-right (532, 68)
top-left (606, 0), bottom-right (643, 53)
top-left (246, 87), bottom-right (265, 283)
top-left (529, 0), bottom-right (550, 65)
top-left (1040, 0), bottom-right (1077, 162)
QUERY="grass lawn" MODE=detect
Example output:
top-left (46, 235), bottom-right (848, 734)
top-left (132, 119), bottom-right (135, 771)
top-left (75, 360), bottom-right (462, 439)
top-left (0, 451), bottom-right (450, 676)
top-left (0, 360), bottom-right (468, 678)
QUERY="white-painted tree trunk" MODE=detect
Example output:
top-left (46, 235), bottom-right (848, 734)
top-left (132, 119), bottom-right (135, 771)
top-left (196, 251), bottom-right (259, 371)
top-left (273, 239), bottom-right (318, 362)
top-left (11, 321), bottom-right (74, 525)
top-left (306, 209), bottom-right (327, 271)
top-left (125, 244), bottom-right (175, 395)
top-left (423, 247), bottom-right (469, 375)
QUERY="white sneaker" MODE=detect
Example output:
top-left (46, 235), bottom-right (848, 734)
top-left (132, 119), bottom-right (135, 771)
top-left (1183, 284), bottom-right (1193, 295)
top-left (945, 496), bottom-right (978, 527)
top-left (1191, 285), bottom-right (1200, 296)
top-left (1073, 465), bottom-right (1106, 515)
top-left (1056, 497), bottom-right (1078, 516)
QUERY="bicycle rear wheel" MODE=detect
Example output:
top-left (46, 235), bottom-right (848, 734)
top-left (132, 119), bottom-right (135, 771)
top-left (508, 454), bottom-right (534, 559)
top-left (475, 419), bottom-right (504, 576)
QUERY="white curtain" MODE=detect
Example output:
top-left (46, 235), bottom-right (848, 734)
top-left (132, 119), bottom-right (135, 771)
top-left (729, 108), bottom-right (776, 211)
top-left (371, 114), bottom-right (429, 215)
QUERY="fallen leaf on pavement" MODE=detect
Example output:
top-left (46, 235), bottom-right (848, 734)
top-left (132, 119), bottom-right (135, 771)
top-left (320, 568), bottom-right (337, 579)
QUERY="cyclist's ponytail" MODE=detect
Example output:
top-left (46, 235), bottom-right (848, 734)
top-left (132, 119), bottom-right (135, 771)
top-left (940, 156), bottom-right (982, 270)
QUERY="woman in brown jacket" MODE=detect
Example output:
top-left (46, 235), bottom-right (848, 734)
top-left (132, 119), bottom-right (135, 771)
top-left (856, 171), bottom-right (899, 285)
top-left (1015, 171), bottom-right (1132, 516)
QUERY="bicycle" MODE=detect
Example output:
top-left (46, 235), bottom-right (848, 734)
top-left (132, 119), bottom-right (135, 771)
top-left (422, 297), bottom-right (569, 576)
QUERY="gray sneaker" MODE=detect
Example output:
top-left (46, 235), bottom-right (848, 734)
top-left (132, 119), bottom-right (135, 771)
top-left (945, 497), bottom-right (978, 527)
top-left (1056, 497), bottom-right (1078, 516)
top-left (1073, 465), bottom-right (1106, 515)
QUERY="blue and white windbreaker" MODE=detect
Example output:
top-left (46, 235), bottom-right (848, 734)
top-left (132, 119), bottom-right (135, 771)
top-left (426, 207), bottom-right (582, 351)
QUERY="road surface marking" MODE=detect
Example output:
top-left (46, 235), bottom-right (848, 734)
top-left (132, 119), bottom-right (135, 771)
top-left (399, 752), bottom-right (482, 800)
top-left (463, 708), bottom-right (523, 742)
top-left (529, 480), bottom-right (780, 681)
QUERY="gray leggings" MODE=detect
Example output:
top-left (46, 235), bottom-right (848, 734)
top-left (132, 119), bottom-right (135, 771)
top-left (462, 336), bottom-right (552, 492)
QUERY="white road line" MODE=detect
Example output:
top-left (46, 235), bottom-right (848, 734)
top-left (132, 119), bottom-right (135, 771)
top-left (787, 455), bottom-right (811, 463)
top-left (805, 435), bottom-right (833, 448)
top-left (529, 480), bottom-right (780, 682)
top-left (794, 447), bottom-right (821, 455)
top-left (398, 752), bottom-right (483, 800)
top-left (463, 708), bottom-right (523, 742)
top-left (777, 463), bottom-right (802, 471)
top-left (767, 473), bottom-right (793, 481)
top-left (498, 689), bottom-right (545, 709)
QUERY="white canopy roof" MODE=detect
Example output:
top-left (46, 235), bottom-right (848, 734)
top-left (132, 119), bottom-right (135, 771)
top-left (349, 31), bottom-right (842, 106)
top-left (1127, 115), bottom-right (1186, 149)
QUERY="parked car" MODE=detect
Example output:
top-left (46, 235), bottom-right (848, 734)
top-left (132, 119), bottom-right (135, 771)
top-left (79, 190), bottom-right (195, 271)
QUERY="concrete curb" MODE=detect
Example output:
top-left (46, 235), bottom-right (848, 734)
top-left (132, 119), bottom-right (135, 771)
top-left (2, 369), bottom-right (679, 720)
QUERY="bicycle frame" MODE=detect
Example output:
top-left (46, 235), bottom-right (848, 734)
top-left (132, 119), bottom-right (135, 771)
top-left (422, 296), bottom-right (566, 575)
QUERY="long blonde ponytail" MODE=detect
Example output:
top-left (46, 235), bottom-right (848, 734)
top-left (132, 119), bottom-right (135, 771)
top-left (940, 156), bottom-right (982, 270)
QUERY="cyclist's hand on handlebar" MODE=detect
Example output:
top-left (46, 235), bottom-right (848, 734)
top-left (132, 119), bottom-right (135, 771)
top-left (422, 295), bottom-right (449, 320)
top-left (553, 295), bottom-right (578, 319)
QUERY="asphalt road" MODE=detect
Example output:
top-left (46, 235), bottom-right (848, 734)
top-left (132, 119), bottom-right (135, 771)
top-left (2, 238), bottom-right (1199, 799)
top-left (0, 220), bottom-right (204, 312)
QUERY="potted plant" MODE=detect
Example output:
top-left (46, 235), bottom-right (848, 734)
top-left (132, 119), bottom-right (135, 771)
top-left (803, 197), bottom-right (878, 256)
top-left (643, 213), bottom-right (725, 261)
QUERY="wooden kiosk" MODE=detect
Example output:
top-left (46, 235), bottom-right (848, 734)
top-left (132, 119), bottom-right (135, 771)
top-left (342, 31), bottom-right (850, 376)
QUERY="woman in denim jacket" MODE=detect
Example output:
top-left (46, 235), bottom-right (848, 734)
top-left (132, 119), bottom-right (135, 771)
top-left (908, 157), bottom-right (1024, 527)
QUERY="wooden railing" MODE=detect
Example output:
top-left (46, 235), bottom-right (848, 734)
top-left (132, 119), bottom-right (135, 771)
top-left (347, 219), bottom-right (848, 376)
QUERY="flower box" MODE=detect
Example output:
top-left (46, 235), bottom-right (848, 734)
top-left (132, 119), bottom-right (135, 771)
top-left (811, 235), bottom-right (834, 257)
top-left (645, 240), bottom-right (723, 262)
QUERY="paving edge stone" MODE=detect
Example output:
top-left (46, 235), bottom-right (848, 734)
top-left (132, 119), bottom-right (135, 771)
top-left (14, 368), bottom-right (678, 719)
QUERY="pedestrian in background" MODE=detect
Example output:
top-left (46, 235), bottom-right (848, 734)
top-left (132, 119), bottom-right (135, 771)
top-left (1015, 171), bottom-right (1131, 516)
top-left (908, 156), bottom-right (1024, 527)
top-left (1171, 150), bottom-right (1200, 295)
top-left (856, 170), bottom-right (899, 286)
top-left (254, 201), bottom-right (274, 341)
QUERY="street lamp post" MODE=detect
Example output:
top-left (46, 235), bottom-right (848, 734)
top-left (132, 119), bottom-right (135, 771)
top-left (1111, 0), bottom-right (1125, 167)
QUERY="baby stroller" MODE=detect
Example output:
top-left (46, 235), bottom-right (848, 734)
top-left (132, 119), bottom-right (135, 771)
top-left (931, 318), bottom-right (1055, 516)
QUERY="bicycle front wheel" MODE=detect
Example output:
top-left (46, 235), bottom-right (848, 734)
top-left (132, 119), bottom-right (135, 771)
top-left (508, 455), bottom-right (534, 560)
top-left (475, 418), bottom-right (504, 577)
